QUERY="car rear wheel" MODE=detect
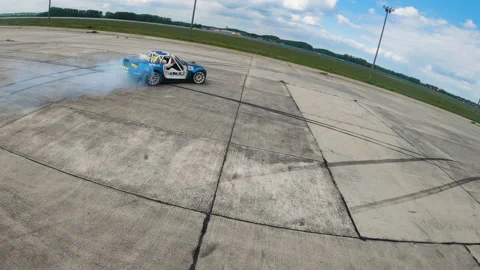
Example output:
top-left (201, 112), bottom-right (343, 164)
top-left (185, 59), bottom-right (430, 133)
top-left (147, 71), bottom-right (163, 86)
top-left (193, 71), bottom-right (206, 84)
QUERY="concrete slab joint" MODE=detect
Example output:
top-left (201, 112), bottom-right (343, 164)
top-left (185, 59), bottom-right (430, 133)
top-left (1, 28), bottom-right (480, 269)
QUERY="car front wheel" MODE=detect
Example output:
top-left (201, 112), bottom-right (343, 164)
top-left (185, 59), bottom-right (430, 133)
top-left (193, 71), bottom-right (206, 84)
top-left (147, 71), bottom-right (163, 86)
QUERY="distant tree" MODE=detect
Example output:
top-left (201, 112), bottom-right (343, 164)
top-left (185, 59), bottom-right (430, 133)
top-left (283, 40), bottom-right (313, 50)
top-left (37, 7), bottom-right (102, 18)
top-left (33, 7), bottom-right (477, 107)
top-left (262, 35), bottom-right (281, 41)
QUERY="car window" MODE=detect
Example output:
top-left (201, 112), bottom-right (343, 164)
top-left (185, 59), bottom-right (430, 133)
top-left (175, 56), bottom-right (186, 66)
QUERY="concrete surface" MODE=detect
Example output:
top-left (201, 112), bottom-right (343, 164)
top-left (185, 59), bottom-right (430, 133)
top-left (0, 149), bottom-right (204, 269)
top-left (212, 144), bottom-right (357, 236)
top-left (1, 27), bottom-right (480, 269)
top-left (288, 83), bottom-right (480, 243)
top-left (468, 246), bottom-right (480, 264)
top-left (231, 105), bottom-right (323, 160)
top-left (61, 86), bottom-right (238, 141)
top-left (0, 105), bottom-right (226, 212)
top-left (196, 216), bottom-right (479, 270)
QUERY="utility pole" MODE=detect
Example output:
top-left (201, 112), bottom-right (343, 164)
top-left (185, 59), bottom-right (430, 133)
top-left (48, 0), bottom-right (51, 19)
top-left (369, 5), bottom-right (395, 80)
top-left (189, 0), bottom-right (198, 41)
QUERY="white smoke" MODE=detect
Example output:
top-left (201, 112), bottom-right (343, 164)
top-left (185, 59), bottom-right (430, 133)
top-left (0, 52), bottom-right (146, 124)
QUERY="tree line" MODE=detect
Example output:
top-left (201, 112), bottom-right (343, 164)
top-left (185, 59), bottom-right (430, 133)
top-left (33, 7), bottom-right (476, 107)
top-left (37, 7), bottom-right (202, 28)
top-left (231, 32), bottom-right (477, 107)
top-left (38, 7), bottom-right (102, 18)
top-left (313, 48), bottom-right (421, 84)
top-left (224, 29), bottom-right (449, 94)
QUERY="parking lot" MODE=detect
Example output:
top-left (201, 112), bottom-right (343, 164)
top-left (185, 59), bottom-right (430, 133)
top-left (1, 27), bottom-right (479, 269)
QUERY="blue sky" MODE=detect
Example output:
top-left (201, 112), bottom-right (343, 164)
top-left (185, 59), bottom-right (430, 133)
top-left (7, 0), bottom-right (480, 102)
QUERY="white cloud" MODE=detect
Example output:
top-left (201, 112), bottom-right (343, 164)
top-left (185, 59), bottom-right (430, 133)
top-left (314, 29), bottom-right (407, 63)
top-left (368, 8), bottom-right (375, 15)
top-left (303, 15), bottom-right (318, 25)
top-left (2, 0), bottom-right (478, 101)
top-left (421, 64), bottom-right (474, 91)
top-left (317, 0), bottom-right (338, 10)
top-left (127, 0), bottom-right (152, 4)
top-left (462, 19), bottom-right (477, 29)
top-left (394, 6), bottom-right (420, 17)
top-left (336, 14), bottom-right (360, 28)
top-left (283, 0), bottom-right (308, 11)
top-left (291, 14), bottom-right (319, 25)
top-left (283, 0), bottom-right (338, 11)
top-left (362, 8), bottom-right (480, 101)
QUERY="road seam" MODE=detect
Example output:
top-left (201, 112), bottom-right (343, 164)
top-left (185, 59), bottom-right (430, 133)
top-left (283, 81), bottom-right (362, 238)
top-left (189, 56), bottom-right (253, 270)
top-left (57, 104), bottom-right (228, 143)
top-left (465, 246), bottom-right (480, 267)
top-left (1, 146), bottom-right (479, 245)
top-left (0, 145), bottom-right (206, 214)
top-left (172, 83), bottom-right (427, 159)
top-left (0, 103), bottom-right (52, 130)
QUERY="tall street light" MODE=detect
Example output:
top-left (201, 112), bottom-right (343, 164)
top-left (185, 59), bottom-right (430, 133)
top-left (369, 5), bottom-right (395, 80)
top-left (48, 0), bottom-right (51, 19)
top-left (189, 0), bottom-right (198, 41)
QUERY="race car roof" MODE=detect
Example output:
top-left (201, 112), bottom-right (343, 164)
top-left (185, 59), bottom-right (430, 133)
top-left (153, 50), bottom-right (169, 56)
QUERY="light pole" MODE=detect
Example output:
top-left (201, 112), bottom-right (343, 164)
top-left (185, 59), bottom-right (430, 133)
top-left (189, 0), bottom-right (198, 41)
top-left (369, 5), bottom-right (394, 80)
top-left (48, 0), bottom-right (51, 19)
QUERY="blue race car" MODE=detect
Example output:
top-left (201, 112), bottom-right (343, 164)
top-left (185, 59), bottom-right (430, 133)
top-left (122, 50), bottom-right (207, 86)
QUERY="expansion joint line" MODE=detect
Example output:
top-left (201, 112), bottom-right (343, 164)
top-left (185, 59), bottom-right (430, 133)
top-left (283, 80), bottom-right (362, 238)
top-left (189, 56), bottom-right (254, 270)
top-left (322, 156), bottom-right (362, 238)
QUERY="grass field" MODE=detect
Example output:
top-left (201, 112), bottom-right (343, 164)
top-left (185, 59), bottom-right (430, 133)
top-left (1, 18), bottom-right (479, 123)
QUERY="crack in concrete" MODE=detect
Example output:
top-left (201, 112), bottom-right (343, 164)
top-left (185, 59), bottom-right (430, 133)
top-left (2, 146), bottom-right (480, 246)
top-left (282, 77), bottom-right (361, 239)
top-left (189, 56), bottom-right (254, 270)
top-left (172, 83), bottom-right (439, 162)
top-left (466, 246), bottom-right (480, 267)
top-left (0, 103), bottom-right (53, 129)
top-left (321, 156), bottom-right (362, 238)
top-left (0, 146), bottom-right (206, 215)
top-left (0, 62), bottom-right (116, 89)
top-left (0, 71), bottom-right (99, 99)
top-left (57, 104), bottom-right (227, 143)
top-left (0, 54), bottom-right (104, 71)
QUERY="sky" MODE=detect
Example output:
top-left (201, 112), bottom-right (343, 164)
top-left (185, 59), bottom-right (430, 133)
top-left (5, 0), bottom-right (480, 102)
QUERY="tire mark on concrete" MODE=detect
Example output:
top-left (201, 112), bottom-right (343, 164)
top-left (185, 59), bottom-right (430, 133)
top-left (351, 177), bottom-right (480, 213)
top-left (358, 102), bottom-right (480, 205)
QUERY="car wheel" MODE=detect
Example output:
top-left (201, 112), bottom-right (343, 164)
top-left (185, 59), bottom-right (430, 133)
top-left (146, 71), bottom-right (163, 86)
top-left (193, 71), bottom-right (206, 84)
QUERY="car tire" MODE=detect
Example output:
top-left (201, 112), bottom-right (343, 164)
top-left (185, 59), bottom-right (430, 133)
top-left (146, 71), bottom-right (163, 86)
top-left (192, 71), bottom-right (206, 84)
